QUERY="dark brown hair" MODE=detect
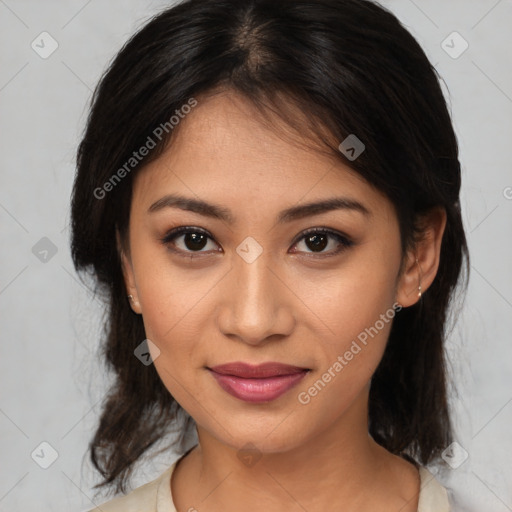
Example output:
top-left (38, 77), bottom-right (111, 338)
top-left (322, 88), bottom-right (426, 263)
top-left (71, 0), bottom-right (469, 496)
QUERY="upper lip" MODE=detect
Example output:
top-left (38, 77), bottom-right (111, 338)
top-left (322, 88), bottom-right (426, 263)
top-left (208, 362), bottom-right (309, 378)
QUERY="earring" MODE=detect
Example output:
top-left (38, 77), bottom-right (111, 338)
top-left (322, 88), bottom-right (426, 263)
top-left (127, 294), bottom-right (134, 301)
top-left (415, 258), bottom-right (423, 299)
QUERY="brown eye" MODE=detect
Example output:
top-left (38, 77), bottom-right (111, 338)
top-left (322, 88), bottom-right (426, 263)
top-left (304, 233), bottom-right (329, 252)
top-left (161, 226), bottom-right (221, 256)
top-left (291, 228), bottom-right (353, 256)
top-left (182, 232), bottom-right (208, 251)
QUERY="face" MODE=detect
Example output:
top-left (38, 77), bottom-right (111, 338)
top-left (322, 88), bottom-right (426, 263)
top-left (120, 91), bottom-right (420, 454)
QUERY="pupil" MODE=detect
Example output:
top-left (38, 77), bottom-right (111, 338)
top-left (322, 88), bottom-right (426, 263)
top-left (185, 233), bottom-right (207, 251)
top-left (306, 234), bottom-right (327, 252)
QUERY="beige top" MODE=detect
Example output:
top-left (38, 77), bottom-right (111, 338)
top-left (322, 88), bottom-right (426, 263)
top-left (88, 458), bottom-right (450, 512)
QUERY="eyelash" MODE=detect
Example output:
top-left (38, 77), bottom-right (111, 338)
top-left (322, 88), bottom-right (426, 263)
top-left (159, 226), bottom-right (354, 259)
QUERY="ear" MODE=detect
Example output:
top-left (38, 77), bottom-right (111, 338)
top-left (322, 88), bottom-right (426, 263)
top-left (396, 206), bottom-right (447, 308)
top-left (116, 229), bottom-right (142, 314)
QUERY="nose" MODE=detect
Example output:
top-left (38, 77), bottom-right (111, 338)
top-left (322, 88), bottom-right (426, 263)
top-left (216, 249), bottom-right (295, 346)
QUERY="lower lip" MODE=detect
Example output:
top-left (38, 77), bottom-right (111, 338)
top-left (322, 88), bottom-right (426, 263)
top-left (209, 370), bottom-right (309, 403)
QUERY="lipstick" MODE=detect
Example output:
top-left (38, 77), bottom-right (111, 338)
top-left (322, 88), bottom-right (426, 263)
top-left (208, 362), bottom-right (309, 403)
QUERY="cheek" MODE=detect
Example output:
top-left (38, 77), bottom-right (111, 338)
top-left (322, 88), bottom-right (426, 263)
top-left (130, 250), bottom-right (229, 411)
top-left (128, 245), bottom-right (198, 366)
top-left (296, 236), bottom-right (401, 406)
top-left (137, 272), bottom-right (206, 363)
top-left (138, 274), bottom-right (209, 413)
top-left (130, 232), bottom-right (212, 341)
top-left (294, 306), bottom-right (396, 432)
top-left (303, 240), bottom-right (400, 350)
top-left (318, 295), bottom-right (396, 386)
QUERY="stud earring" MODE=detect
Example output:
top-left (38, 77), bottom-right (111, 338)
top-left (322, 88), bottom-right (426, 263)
top-left (415, 257), bottom-right (423, 299)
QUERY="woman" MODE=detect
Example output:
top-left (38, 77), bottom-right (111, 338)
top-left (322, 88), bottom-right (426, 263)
top-left (71, 0), bottom-right (469, 510)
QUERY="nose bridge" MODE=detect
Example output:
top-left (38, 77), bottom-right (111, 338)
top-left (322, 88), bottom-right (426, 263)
top-left (217, 246), bottom-right (293, 344)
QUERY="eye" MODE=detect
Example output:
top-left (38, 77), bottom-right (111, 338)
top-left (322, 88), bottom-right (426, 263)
top-left (290, 227), bottom-right (353, 257)
top-left (160, 226), bottom-right (353, 258)
top-left (160, 226), bottom-right (220, 256)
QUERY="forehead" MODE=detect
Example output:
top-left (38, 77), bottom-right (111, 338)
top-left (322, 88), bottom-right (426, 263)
top-left (131, 92), bottom-right (391, 221)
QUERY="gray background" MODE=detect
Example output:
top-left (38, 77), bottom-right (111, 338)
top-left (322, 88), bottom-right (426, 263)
top-left (1, 0), bottom-right (511, 510)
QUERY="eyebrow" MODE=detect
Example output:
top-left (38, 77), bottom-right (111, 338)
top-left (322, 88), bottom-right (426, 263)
top-left (148, 193), bottom-right (371, 224)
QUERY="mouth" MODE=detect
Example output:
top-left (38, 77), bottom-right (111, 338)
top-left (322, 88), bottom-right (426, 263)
top-left (207, 362), bottom-right (310, 403)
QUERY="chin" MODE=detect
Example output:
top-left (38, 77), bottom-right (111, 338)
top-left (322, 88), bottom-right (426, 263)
top-left (206, 417), bottom-right (310, 456)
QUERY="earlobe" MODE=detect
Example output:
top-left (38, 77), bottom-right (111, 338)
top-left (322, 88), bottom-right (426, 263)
top-left (116, 229), bottom-right (142, 315)
top-left (127, 294), bottom-right (141, 311)
top-left (395, 207), bottom-right (447, 308)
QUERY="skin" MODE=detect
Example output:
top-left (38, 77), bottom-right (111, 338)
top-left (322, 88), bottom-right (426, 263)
top-left (119, 90), bottom-right (446, 512)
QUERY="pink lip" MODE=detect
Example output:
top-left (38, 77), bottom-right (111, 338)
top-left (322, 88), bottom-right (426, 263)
top-left (208, 362), bottom-right (310, 403)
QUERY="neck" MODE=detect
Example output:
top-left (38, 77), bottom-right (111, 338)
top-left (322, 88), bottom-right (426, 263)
top-left (172, 387), bottom-right (420, 512)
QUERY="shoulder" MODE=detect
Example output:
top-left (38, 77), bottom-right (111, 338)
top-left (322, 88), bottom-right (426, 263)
top-left (87, 462), bottom-right (178, 512)
top-left (418, 466), bottom-right (451, 512)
